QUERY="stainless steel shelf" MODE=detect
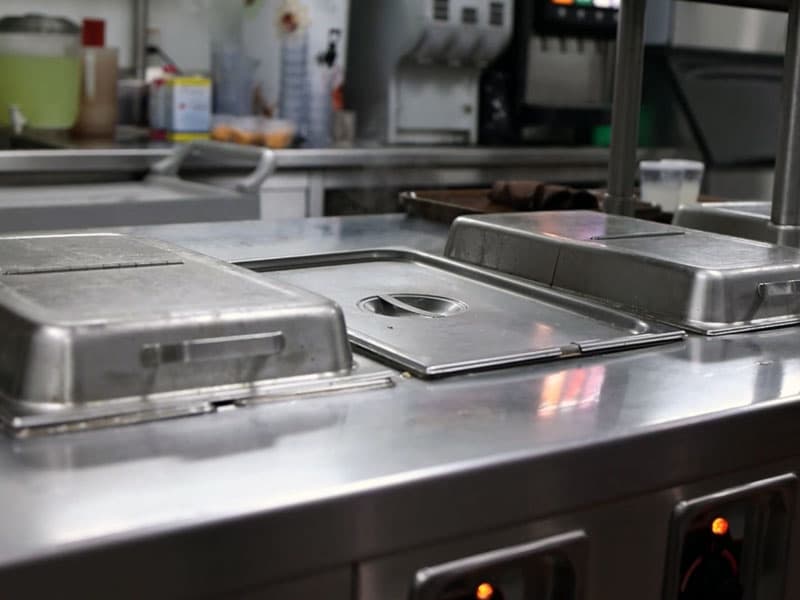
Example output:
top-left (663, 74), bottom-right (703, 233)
top-left (0, 145), bottom-right (676, 174)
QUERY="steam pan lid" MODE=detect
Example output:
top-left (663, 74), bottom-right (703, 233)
top-left (0, 234), bottom-right (351, 406)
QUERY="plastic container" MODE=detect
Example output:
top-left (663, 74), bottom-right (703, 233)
top-left (263, 118), bottom-right (296, 148)
top-left (279, 30), bottom-right (311, 141)
top-left (639, 159), bottom-right (705, 213)
top-left (210, 114), bottom-right (235, 142)
top-left (227, 116), bottom-right (261, 145)
top-left (146, 51), bottom-right (211, 142)
top-left (72, 19), bottom-right (118, 138)
top-left (147, 64), bottom-right (178, 139)
top-left (212, 43), bottom-right (257, 116)
top-left (0, 14), bottom-right (81, 130)
top-left (165, 76), bottom-right (212, 142)
top-left (216, 116), bottom-right (296, 148)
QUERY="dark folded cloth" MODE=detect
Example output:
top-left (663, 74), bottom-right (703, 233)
top-left (489, 180), bottom-right (601, 211)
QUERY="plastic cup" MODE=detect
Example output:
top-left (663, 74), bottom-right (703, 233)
top-left (678, 160), bottom-right (705, 206)
top-left (639, 159), bottom-right (705, 212)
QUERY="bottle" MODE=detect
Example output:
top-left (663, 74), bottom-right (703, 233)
top-left (72, 19), bottom-right (118, 138)
top-left (148, 64), bottom-right (178, 140)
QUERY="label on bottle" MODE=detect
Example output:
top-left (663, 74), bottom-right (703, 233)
top-left (84, 51), bottom-right (96, 100)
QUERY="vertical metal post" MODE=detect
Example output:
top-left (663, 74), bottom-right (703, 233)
top-left (771, 0), bottom-right (800, 226)
top-left (132, 0), bottom-right (149, 80)
top-left (604, 0), bottom-right (647, 216)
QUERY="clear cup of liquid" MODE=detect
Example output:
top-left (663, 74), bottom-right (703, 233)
top-left (639, 159), bottom-right (705, 212)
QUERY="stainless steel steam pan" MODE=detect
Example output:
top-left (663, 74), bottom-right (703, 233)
top-left (0, 233), bottom-right (362, 435)
top-left (242, 249), bottom-right (684, 377)
top-left (445, 211), bottom-right (800, 334)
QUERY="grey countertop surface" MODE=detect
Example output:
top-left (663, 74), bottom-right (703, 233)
top-left (1, 214), bottom-right (798, 597)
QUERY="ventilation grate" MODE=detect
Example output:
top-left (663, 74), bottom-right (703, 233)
top-left (462, 6), bottom-right (478, 24)
top-left (433, 0), bottom-right (449, 21)
top-left (490, 2), bottom-right (504, 26)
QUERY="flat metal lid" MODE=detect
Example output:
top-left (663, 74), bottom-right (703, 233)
top-left (0, 234), bottom-right (351, 412)
top-left (0, 234), bottom-right (181, 275)
top-left (446, 211), bottom-right (800, 334)
top-left (251, 249), bottom-right (684, 377)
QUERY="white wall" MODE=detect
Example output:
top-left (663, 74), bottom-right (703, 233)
top-left (149, 0), bottom-right (214, 72)
top-left (1, 0), bottom-right (222, 72)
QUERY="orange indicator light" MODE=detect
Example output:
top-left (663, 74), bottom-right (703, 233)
top-left (711, 517), bottom-right (729, 536)
top-left (476, 582), bottom-right (495, 600)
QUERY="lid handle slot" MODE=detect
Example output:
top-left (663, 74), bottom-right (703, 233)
top-left (375, 294), bottom-right (447, 318)
top-left (141, 332), bottom-right (285, 367)
top-left (757, 280), bottom-right (800, 299)
top-left (589, 231), bottom-right (686, 241)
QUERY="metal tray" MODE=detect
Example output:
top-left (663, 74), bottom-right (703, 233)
top-left (445, 210), bottom-right (800, 335)
top-left (241, 249), bottom-right (684, 377)
top-left (0, 232), bottom-right (372, 436)
top-left (0, 141), bottom-right (275, 232)
top-left (399, 188), bottom-right (669, 225)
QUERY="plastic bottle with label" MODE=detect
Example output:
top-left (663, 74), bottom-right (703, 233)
top-left (72, 19), bottom-right (118, 138)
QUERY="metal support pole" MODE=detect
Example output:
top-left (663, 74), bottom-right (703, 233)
top-left (771, 0), bottom-right (800, 226)
top-left (132, 0), bottom-right (149, 81)
top-left (604, 0), bottom-right (647, 216)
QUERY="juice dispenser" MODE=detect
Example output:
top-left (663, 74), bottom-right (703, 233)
top-left (0, 14), bottom-right (82, 131)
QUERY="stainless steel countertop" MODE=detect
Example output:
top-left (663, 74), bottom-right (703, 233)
top-left (105, 214), bottom-right (450, 260)
top-left (2, 214), bottom-right (800, 597)
top-left (0, 145), bottom-right (673, 174)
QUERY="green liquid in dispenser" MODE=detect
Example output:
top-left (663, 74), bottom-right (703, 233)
top-left (0, 53), bottom-right (80, 128)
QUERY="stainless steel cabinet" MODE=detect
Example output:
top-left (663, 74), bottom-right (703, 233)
top-left (358, 461), bottom-right (800, 600)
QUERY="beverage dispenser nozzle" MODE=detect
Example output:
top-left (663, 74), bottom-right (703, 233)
top-left (8, 104), bottom-right (27, 135)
